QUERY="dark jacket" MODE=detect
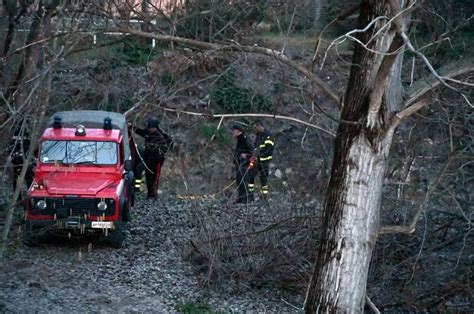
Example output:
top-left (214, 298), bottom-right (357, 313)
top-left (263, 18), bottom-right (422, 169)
top-left (254, 129), bottom-right (274, 162)
top-left (8, 129), bottom-right (31, 165)
top-left (134, 127), bottom-right (172, 160)
top-left (234, 132), bottom-right (254, 166)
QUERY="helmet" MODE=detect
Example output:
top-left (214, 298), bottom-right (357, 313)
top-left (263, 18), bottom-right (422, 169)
top-left (231, 122), bottom-right (245, 132)
top-left (252, 119), bottom-right (264, 127)
top-left (146, 117), bottom-right (160, 129)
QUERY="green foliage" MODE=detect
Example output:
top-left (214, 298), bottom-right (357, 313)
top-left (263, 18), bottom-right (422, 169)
top-left (160, 72), bottom-right (174, 86)
top-left (110, 39), bottom-right (159, 66)
top-left (201, 124), bottom-right (230, 146)
top-left (176, 301), bottom-right (214, 314)
top-left (211, 70), bottom-right (273, 113)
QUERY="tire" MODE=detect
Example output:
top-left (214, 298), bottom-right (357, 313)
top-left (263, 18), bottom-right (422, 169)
top-left (121, 201), bottom-right (131, 223)
top-left (23, 222), bottom-right (41, 247)
top-left (106, 223), bottom-right (125, 248)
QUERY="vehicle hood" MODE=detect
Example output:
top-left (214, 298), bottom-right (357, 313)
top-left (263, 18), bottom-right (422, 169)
top-left (43, 172), bottom-right (117, 196)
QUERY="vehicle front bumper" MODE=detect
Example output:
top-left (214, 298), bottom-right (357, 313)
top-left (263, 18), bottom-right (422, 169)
top-left (27, 217), bottom-right (119, 231)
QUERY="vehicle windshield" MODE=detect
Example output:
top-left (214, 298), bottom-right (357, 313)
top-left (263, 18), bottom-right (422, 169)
top-left (40, 140), bottom-right (118, 165)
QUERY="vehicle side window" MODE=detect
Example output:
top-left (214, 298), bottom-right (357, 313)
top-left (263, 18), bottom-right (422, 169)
top-left (119, 140), bottom-right (125, 165)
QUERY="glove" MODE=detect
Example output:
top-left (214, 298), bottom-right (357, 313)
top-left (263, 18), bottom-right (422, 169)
top-left (248, 155), bottom-right (256, 170)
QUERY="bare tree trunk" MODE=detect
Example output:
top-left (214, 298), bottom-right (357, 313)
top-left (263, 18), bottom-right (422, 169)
top-left (304, 131), bottom-right (394, 312)
top-left (312, 0), bottom-right (323, 28)
top-left (2, 0), bottom-right (19, 57)
top-left (305, 1), bottom-right (401, 312)
top-left (5, 0), bottom-right (59, 105)
top-left (0, 110), bottom-right (44, 260)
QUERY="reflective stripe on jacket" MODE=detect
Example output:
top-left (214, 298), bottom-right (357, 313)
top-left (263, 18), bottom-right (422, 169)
top-left (254, 130), bottom-right (274, 162)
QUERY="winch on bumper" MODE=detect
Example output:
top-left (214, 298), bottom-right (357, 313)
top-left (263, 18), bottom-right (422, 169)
top-left (25, 213), bottom-right (126, 248)
top-left (27, 217), bottom-right (117, 231)
top-left (26, 196), bottom-right (119, 232)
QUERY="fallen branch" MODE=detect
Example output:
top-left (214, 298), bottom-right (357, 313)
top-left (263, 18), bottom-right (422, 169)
top-left (202, 214), bottom-right (319, 243)
top-left (156, 107), bottom-right (337, 137)
top-left (110, 28), bottom-right (342, 106)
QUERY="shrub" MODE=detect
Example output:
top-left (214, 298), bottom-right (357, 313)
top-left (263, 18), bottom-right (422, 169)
top-left (211, 70), bottom-right (273, 113)
top-left (110, 39), bottom-right (159, 65)
top-left (176, 301), bottom-right (214, 314)
top-left (201, 124), bottom-right (230, 146)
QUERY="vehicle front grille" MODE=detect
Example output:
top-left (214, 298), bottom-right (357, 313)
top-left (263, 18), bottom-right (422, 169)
top-left (30, 197), bottom-right (115, 218)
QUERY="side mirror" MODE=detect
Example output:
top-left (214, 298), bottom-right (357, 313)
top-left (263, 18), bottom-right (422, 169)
top-left (124, 159), bottom-right (133, 172)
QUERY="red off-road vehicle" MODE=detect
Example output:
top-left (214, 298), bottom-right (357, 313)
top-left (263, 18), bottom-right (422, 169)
top-left (24, 110), bottom-right (135, 247)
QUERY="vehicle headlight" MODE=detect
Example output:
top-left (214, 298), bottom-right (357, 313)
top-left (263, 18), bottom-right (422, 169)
top-left (36, 200), bottom-right (47, 210)
top-left (97, 201), bottom-right (108, 211)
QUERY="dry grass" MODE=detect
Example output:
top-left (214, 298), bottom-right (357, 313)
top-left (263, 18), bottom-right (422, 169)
top-left (185, 198), bottom-right (321, 291)
top-left (251, 32), bottom-right (353, 56)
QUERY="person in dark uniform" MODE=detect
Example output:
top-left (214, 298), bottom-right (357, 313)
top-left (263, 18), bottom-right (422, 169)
top-left (7, 126), bottom-right (34, 191)
top-left (131, 117), bottom-right (172, 198)
top-left (248, 120), bottom-right (275, 198)
top-left (231, 123), bottom-right (254, 204)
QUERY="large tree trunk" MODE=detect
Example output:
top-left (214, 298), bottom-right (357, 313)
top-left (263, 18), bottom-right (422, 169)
top-left (4, 0), bottom-right (59, 106)
top-left (304, 131), bottom-right (394, 312)
top-left (305, 1), bottom-right (401, 312)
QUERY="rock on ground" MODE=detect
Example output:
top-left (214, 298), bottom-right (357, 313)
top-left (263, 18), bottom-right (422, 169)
top-left (0, 195), bottom-right (299, 313)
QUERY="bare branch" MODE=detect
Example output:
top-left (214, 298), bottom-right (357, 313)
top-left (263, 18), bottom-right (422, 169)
top-left (366, 296), bottom-right (381, 314)
top-left (311, 3), bottom-right (360, 68)
top-left (366, 0), bottom-right (415, 47)
top-left (461, 94), bottom-right (473, 108)
top-left (399, 30), bottom-right (466, 92)
top-left (0, 109), bottom-right (46, 260)
top-left (388, 98), bottom-right (428, 134)
top-left (379, 154), bottom-right (454, 235)
top-left (386, 0), bottom-right (414, 33)
top-left (387, 60), bottom-right (474, 133)
top-left (367, 34), bottom-right (404, 128)
top-left (156, 107), bottom-right (337, 137)
top-left (111, 28), bottom-right (342, 106)
top-left (321, 16), bottom-right (391, 69)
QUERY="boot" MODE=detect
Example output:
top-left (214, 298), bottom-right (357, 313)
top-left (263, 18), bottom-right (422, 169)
top-left (248, 194), bottom-right (254, 203)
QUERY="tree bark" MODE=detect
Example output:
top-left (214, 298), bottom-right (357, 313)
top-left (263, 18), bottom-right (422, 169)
top-left (2, 0), bottom-right (19, 57)
top-left (5, 0), bottom-right (59, 105)
top-left (305, 1), bottom-right (399, 312)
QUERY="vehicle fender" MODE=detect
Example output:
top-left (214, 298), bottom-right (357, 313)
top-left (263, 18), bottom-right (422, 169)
top-left (119, 196), bottom-right (130, 223)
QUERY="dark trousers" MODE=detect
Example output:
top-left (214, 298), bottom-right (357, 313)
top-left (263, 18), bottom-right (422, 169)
top-left (144, 157), bottom-right (164, 197)
top-left (133, 149), bottom-right (144, 191)
top-left (12, 160), bottom-right (33, 191)
top-left (236, 164), bottom-right (251, 203)
top-left (249, 161), bottom-right (270, 195)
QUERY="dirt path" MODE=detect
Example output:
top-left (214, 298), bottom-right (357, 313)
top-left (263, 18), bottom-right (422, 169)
top-left (0, 196), bottom-right (295, 313)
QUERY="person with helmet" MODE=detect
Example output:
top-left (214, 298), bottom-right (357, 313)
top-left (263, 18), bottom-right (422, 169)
top-left (231, 122), bottom-right (254, 204)
top-left (249, 120), bottom-right (274, 198)
top-left (131, 117), bottom-right (172, 198)
top-left (7, 125), bottom-right (33, 191)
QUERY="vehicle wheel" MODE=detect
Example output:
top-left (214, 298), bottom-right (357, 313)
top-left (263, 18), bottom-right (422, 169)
top-left (122, 201), bottom-right (131, 223)
top-left (23, 222), bottom-right (41, 247)
top-left (106, 224), bottom-right (125, 248)
top-left (130, 191), bottom-right (135, 207)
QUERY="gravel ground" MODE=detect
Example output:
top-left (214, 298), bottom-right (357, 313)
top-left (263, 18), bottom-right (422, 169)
top-left (0, 195), bottom-right (300, 313)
